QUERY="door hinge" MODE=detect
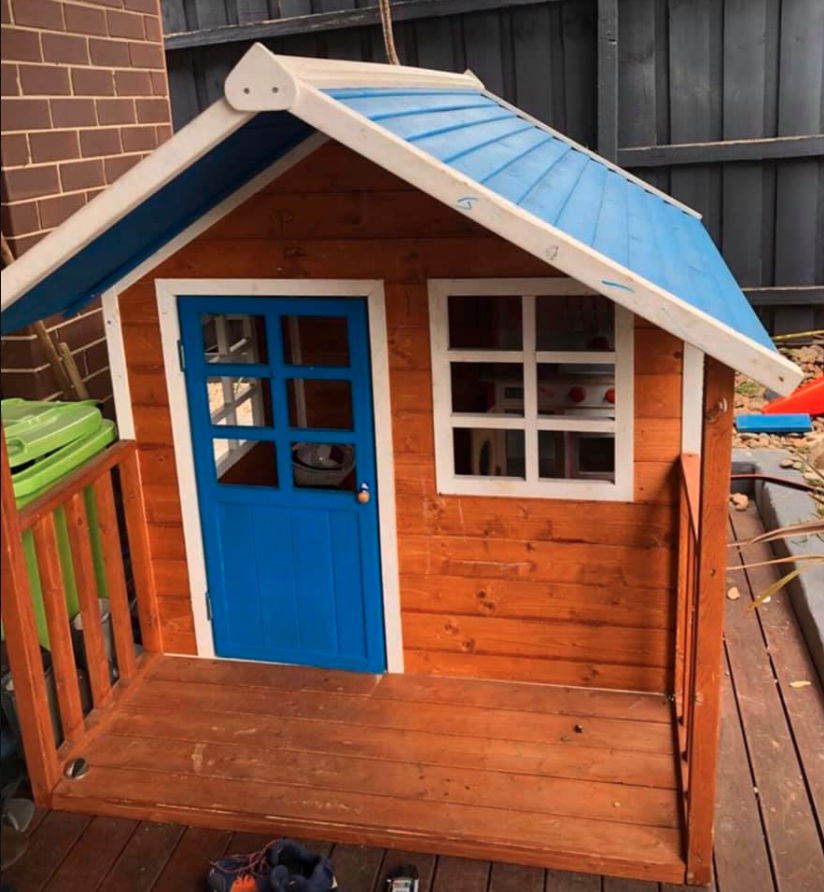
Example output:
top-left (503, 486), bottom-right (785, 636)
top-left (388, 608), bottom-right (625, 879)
top-left (205, 590), bottom-right (212, 622)
top-left (177, 338), bottom-right (186, 372)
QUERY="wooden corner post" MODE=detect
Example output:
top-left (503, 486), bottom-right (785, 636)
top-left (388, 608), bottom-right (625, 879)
top-left (0, 426), bottom-right (60, 803)
top-left (685, 356), bottom-right (736, 885)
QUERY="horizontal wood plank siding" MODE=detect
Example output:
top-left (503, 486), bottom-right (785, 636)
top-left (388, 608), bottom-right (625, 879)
top-left (120, 142), bottom-right (680, 689)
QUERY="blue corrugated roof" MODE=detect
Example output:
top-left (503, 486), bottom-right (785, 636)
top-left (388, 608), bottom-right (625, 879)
top-left (327, 87), bottom-right (776, 353)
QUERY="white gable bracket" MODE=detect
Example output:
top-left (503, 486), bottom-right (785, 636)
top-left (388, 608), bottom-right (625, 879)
top-left (224, 43), bottom-right (484, 113)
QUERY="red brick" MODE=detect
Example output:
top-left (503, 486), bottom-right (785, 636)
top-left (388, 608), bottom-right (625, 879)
top-left (127, 40), bottom-right (163, 69)
top-left (155, 123), bottom-right (171, 145)
top-left (83, 0), bottom-right (124, 8)
top-left (119, 123), bottom-right (155, 151)
top-left (104, 152), bottom-right (139, 182)
top-left (10, 0), bottom-right (65, 30)
top-left (124, 0), bottom-right (157, 12)
top-left (2, 200), bottom-right (39, 238)
top-left (79, 126), bottom-right (121, 157)
top-left (1, 97), bottom-right (51, 131)
top-left (71, 66), bottom-right (115, 96)
top-left (29, 129), bottom-right (80, 163)
top-left (2, 164), bottom-right (60, 201)
top-left (19, 63), bottom-right (72, 96)
top-left (59, 157), bottom-right (105, 190)
top-left (50, 96), bottom-right (97, 127)
top-left (1, 28), bottom-right (43, 62)
top-left (1, 132), bottom-right (30, 166)
top-left (114, 68), bottom-right (152, 96)
top-left (1, 62), bottom-right (20, 96)
top-left (149, 70), bottom-right (166, 96)
top-left (42, 32), bottom-right (89, 64)
top-left (143, 14), bottom-right (161, 42)
top-left (1, 0), bottom-right (10, 23)
top-left (106, 9), bottom-right (144, 39)
top-left (96, 97), bottom-right (135, 124)
top-left (63, 3), bottom-right (108, 36)
top-left (5, 231), bottom-right (47, 259)
top-left (38, 191), bottom-right (86, 228)
top-left (89, 37), bottom-right (130, 67)
top-left (85, 187), bottom-right (105, 201)
top-left (135, 97), bottom-right (168, 123)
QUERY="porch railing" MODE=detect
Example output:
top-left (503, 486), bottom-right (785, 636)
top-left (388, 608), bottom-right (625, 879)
top-left (1, 436), bottom-right (161, 803)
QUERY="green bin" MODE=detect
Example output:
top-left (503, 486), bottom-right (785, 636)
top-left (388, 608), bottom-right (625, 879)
top-left (2, 398), bottom-right (117, 649)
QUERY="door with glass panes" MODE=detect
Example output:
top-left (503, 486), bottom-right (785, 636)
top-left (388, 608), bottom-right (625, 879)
top-left (178, 296), bottom-right (386, 672)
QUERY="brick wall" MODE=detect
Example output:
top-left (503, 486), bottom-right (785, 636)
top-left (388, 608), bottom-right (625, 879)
top-left (1, 0), bottom-right (172, 415)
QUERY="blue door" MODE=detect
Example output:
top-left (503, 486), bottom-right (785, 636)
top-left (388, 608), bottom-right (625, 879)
top-left (179, 296), bottom-right (386, 672)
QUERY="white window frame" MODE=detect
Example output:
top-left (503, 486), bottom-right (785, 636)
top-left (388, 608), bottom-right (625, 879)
top-left (428, 278), bottom-right (634, 502)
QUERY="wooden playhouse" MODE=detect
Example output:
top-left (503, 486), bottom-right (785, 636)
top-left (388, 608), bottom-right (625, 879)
top-left (0, 49), bottom-right (803, 886)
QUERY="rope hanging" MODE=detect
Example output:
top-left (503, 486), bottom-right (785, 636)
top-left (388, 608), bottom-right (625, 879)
top-left (378, 0), bottom-right (400, 65)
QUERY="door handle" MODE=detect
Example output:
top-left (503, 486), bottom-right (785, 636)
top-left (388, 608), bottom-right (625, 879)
top-left (357, 482), bottom-right (370, 504)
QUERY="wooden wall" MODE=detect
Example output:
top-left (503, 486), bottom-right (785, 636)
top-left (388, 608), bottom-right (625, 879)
top-left (119, 141), bottom-right (681, 691)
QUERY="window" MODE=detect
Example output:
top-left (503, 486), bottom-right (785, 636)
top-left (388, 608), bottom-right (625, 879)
top-left (429, 279), bottom-right (633, 500)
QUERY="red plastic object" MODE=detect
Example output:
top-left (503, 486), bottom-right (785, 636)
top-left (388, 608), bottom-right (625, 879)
top-left (763, 376), bottom-right (824, 416)
top-left (569, 386), bottom-right (587, 403)
top-left (605, 387), bottom-right (616, 404)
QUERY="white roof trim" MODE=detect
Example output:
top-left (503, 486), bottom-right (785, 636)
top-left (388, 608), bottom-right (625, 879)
top-left (0, 45), bottom-right (802, 396)
top-left (1, 99), bottom-right (253, 314)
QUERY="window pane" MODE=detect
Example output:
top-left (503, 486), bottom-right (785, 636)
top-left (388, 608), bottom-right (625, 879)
top-left (202, 314), bottom-right (266, 364)
top-left (287, 379), bottom-right (353, 430)
top-left (453, 429), bottom-right (525, 478)
top-left (448, 295), bottom-right (522, 350)
top-left (538, 431), bottom-right (615, 481)
top-left (292, 442), bottom-right (356, 491)
top-left (214, 439), bottom-right (278, 487)
top-left (537, 364), bottom-right (615, 418)
top-left (536, 294), bottom-right (614, 352)
top-left (282, 316), bottom-right (349, 367)
top-left (208, 377), bottom-right (273, 427)
top-left (451, 362), bottom-right (524, 415)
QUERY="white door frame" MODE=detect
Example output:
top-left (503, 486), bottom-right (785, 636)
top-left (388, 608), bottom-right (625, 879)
top-left (147, 278), bottom-right (404, 672)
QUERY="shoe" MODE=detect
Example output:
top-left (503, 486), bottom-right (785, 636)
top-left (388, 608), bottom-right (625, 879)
top-left (207, 841), bottom-right (277, 892)
top-left (268, 840), bottom-right (338, 892)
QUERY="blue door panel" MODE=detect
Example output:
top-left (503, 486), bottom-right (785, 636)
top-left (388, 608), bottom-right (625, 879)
top-left (215, 503), bottom-right (265, 651)
top-left (179, 294), bottom-right (386, 672)
top-left (250, 506), bottom-right (300, 651)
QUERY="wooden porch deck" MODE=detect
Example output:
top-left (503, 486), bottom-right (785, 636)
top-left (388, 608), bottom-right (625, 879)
top-left (46, 652), bottom-right (683, 883)
top-left (4, 506), bottom-right (823, 891)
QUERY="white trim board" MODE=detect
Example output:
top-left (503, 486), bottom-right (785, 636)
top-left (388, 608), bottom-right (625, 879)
top-left (428, 278), bottom-right (634, 502)
top-left (155, 278), bottom-right (404, 674)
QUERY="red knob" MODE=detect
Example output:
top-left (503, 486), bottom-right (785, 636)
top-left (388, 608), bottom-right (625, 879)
top-left (569, 385), bottom-right (587, 403)
top-left (605, 388), bottom-right (616, 404)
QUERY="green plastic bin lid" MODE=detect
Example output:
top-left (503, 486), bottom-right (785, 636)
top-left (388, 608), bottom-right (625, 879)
top-left (11, 419), bottom-right (117, 505)
top-left (2, 398), bottom-right (103, 467)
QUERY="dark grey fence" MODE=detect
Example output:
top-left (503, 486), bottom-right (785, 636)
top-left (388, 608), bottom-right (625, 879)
top-left (160, 0), bottom-right (823, 333)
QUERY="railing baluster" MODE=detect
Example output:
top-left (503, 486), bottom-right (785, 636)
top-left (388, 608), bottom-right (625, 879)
top-left (64, 492), bottom-right (112, 708)
top-left (31, 515), bottom-right (85, 743)
top-left (92, 473), bottom-right (138, 684)
top-left (119, 449), bottom-right (162, 653)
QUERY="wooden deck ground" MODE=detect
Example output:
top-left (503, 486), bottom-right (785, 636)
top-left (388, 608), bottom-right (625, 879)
top-left (4, 505), bottom-right (823, 892)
